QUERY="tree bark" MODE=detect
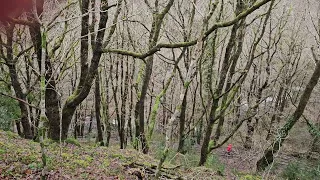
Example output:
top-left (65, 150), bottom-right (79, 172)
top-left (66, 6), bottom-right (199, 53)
top-left (177, 90), bottom-right (188, 153)
top-left (28, 0), bottom-right (61, 140)
top-left (5, 24), bottom-right (33, 139)
top-left (95, 73), bottom-right (104, 146)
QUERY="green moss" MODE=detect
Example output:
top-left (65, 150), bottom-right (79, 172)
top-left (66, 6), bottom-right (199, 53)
top-left (240, 175), bottom-right (262, 180)
top-left (84, 155), bottom-right (93, 162)
top-left (111, 153), bottom-right (125, 160)
top-left (20, 153), bottom-right (38, 164)
top-left (74, 159), bottom-right (89, 168)
top-left (67, 93), bottom-right (76, 102)
top-left (61, 152), bottom-right (72, 159)
top-left (6, 131), bottom-right (19, 139)
top-left (205, 154), bottom-right (225, 175)
top-left (208, 140), bottom-right (215, 150)
top-left (28, 162), bottom-right (42, 170)
top-left (65, 138), bottom-right (81, 147)
top-left (102, 159), bottom-right (110, 167)
top-left (80, 172), bottom-right (89, 178)
top-left (0, 148), bottom-right (6, 154)
top-left (184, 81), bottom-right (191, 88)
top-left (46, 156), bottom-right (55, 170)
top-left (43, 138), bottom-right (56, 146)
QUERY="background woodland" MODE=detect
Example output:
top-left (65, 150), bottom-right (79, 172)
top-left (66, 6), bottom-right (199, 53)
top-left (0, 0), bottom-right (320, 179)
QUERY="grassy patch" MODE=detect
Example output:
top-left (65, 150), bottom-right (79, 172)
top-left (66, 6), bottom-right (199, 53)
top-left (64, 138), bottom-right (81, 147)
top-left (0, 130), bottom-right (241, 179)
top-left (205, 154), bottom-right (225, 175)
top-left (239, 174), bottom-right (262, 180)
top-left (6, 131), bottom-right (19, 139)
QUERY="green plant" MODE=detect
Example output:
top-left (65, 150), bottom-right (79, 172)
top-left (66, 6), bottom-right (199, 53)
top-left (240, 174), bottom-right (262, 180)
top-left (28, 162), bottom-right (42, 170)
top-left (0, 84), bottom-right (20, 131)
top-left (183, 137), bottom-right (197, 153)
top-left (282, 161), bottom-right (320, 180)
top-left (80, 172), bottom-right (89, 178)
top-left (6, 131), bottom-right (18, 139)
top-left (74, 159), bottom-right (89, 168)
top-left (65, 138), bottom-right (81, 147)
top-left (205, 154), bottom-right (225, 175)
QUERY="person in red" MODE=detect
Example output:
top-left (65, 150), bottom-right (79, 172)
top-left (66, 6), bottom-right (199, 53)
top-left (226, 144), bottom-right (232, 155)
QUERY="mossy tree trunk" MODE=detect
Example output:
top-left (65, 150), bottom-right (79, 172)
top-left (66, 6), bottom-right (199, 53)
top-left (156, 38), bottom-right (203, 178)
top-left (119, 53), bottom-right (129, 148)
top-left (95, 72), bottom-right (104, 146)
top-left (44, 57), bottom-right (61, 140)
top-left (133, 0), bottom-right (175, 154)
top-left (39, 25), bottom-right (48, 180)
top-left (28, 0), bottom-right (62, 141)
top-left (199, 19), bottom-right (240, 165)
top-left (177, 90), bottom-right (188, 153)
top-left (101, 60), bottom-right (111, 146)
top-left (213, 16), bottom-right (246, 144)
top-left (199, 1), bottom-right (240, 165)
top-left (147, 46), bottom-right (188, 143)
top-left (128, 61), bottom-right (135, 143)
top-left (199, 0), bottom-right (275, 165)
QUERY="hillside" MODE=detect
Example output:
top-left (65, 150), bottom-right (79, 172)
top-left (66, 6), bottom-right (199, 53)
top-left (0, 131), bottom-right (226, 179)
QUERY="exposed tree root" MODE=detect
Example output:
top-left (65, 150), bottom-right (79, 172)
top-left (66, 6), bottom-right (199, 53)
top-left (124, 162), bottom-right (183, 179)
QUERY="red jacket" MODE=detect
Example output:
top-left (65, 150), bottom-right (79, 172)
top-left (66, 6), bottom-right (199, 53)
top-left (227, 144), bottom-right (232, 152)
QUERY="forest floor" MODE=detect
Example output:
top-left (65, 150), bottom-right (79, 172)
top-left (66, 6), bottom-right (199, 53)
top-left (1, 130), bottom-right (317, 179)
top-left (0, 130), bottom-right (226, 179)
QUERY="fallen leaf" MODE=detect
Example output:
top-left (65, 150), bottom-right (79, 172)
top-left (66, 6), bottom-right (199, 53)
top-left (25, 169), bottom-right (32, 175)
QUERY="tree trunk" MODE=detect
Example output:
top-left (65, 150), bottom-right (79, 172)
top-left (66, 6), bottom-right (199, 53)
top-left (177, 89), bottom-right (188, 153)
top-left (111, 60), bottom-right (121, 147)
top-left (213, 18), bottom-right (245, 143)
top-left (5, 25), bottom-right (33, 139)
top-left (73, 110), bottom-right (78, 138)
top-left (95, 73), bottom-right (104, 146)
top-left (128, 61), bottom-right (135, 143)
top-left (15, 121), bottom-right (22, 137)
top-left (199, 18), bottom-right (241, 166)
top-left (134, 0), bottom-right (175, 154)
top-left (88, 110), bottom-right (94, 135)
top-left (134, 57), bottom-right (152, 153)
top-left (28, 0), bottom-right (61, 140)
top-left (45, 59), bottom-right (61, 140)
top-left (156, 38), bottom-right (201, 177)
top-left (199, 99), bottom-right (219, 166)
